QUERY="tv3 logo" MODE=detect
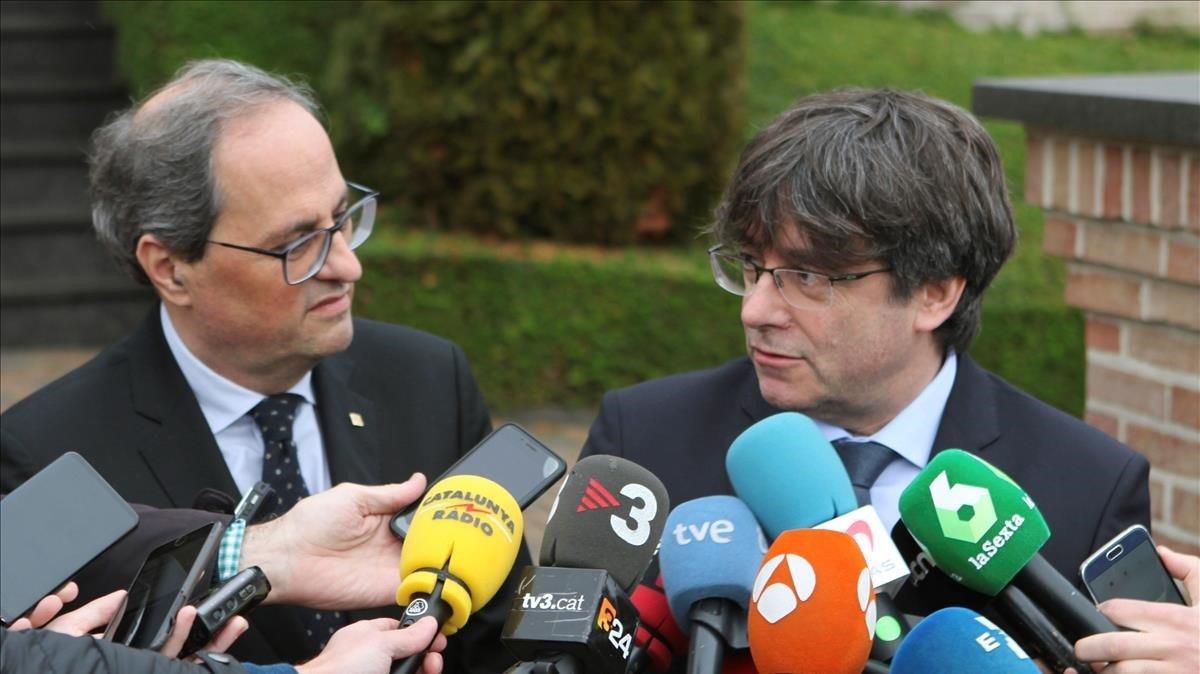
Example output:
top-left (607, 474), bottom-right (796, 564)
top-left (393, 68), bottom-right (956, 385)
top-left (549, 479), bottom-right (659, 547)
top-left (596, 597), bottom-right (632, 659)
top-left (929, 471), bottom-right (997, 544)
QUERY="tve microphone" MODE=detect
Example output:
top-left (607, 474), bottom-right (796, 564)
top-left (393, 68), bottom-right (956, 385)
top-left (393, 474), bottom-right (523, 674)
top-left (659, 496), bottom-right (765, 674)
top-left (898, 449), bottom-right (1117, 640)
top-left (504, 455), bottom-right (669, 673)
top-left (891, 607), bottom-right (1037, 673)
top-left (628, 574), bottom-right (688, 673)
top-left (748, 529), bottom-right (875, 674)
top-left (726, 413), bottom-right (857, 538)
top-left (540, 455), bottom-right (671, 592)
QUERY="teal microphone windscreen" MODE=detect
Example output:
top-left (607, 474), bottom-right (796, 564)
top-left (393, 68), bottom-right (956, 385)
top-left (898, 449), bottom-right (1050, 596)
top-left (890, 607), bottom-right (1038, 673)
top-left (659, 495), bottom-right (769, 628)
top-left (726, 412), bottom-right (858, 538)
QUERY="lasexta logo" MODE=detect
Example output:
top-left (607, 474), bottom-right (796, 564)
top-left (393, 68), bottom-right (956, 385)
top-left (929, 471), bottom-right (996, 543)
top-left (577, 478), bottom-right (621, 512)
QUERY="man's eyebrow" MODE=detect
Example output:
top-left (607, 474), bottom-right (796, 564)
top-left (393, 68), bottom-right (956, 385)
top-left (264, 189), bottom-right (351, 248)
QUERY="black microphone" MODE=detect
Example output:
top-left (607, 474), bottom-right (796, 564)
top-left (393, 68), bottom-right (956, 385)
top-left (501, 455), bottom-right (670, 674)
top-left (192, 488), bottom-right (237, 515)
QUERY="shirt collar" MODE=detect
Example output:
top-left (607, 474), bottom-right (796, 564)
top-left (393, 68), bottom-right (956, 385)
top-left (160, 305), bottom-right (315, 435)
top-left (813, 350), bottom-right (958, 470)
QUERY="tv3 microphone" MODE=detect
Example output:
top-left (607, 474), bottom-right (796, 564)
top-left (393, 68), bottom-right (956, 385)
top-left (899, 449), bottom-right (1118, 640)
top-left (659, 496), bottom-right (766, 674)
top-left (392, 474), bottom-right (524, 674)
top-left (890, 606), bottom-right (1039, 673)
top-left (748, 529), bottom-right (875, 674)
top-left (502, 455), bottom-right (670, 674)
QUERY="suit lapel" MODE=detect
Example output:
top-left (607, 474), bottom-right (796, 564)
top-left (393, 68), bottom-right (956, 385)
top-left (128, 310), bottom-right (241, 507)
top-left (931, 354), bottom-right (1001, 459)
top-left (312, 351), bottom-right (382, 487)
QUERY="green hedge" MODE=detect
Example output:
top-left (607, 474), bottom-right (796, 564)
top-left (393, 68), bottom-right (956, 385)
top-left (105, 0), bottom-right (745, 244)
top-left (356, 233), bottom-right (1083, 415)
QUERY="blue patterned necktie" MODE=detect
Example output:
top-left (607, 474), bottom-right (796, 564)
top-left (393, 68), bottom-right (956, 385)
top-left (249, 394), bottom-right (345, 650)
top-left (832, 439), bottom-right (896, 507)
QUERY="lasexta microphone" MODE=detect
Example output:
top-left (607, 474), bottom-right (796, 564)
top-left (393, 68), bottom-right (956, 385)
top-left (392, 474), bottom-right (523, 674)
top-left (659, 496), bottom-right (766, 674)
top-left (899, 449), bottom-right (1117, 640)
top-left (748, 529), bottom-right (875, 674)
top-left (503, 455), bottom-right (670, 673)
top-left (628, 574), bottom-right (688, 673)
top-left (890, 606), bottom-right (1038, 673)
top-left (725, 413), bottom-right (857, 538)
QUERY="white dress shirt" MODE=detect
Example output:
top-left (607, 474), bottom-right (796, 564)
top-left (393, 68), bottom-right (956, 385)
top-left (813, 350), bottom-right (958, 532)
top-left (160, 305), bottom-right (332, 498)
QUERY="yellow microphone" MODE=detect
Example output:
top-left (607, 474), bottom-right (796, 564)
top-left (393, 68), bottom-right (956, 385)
top-left (395, 474), bottom-right (524, 633)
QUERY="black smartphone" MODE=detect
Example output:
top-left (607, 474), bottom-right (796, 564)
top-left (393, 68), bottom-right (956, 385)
top-left (1080, 524), bottom-right (1187, 605)
top-left (104, 521), bottom-right (225, 650)
top-left (390, 423), bottom-right (567, 539)
top-left (180, 566), bottom-right (271, 657)
top-left (0, 452), bottom-right (139, 625)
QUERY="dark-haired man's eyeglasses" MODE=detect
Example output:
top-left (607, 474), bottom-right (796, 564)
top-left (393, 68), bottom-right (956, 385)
top-left (208, 182), bottom-right (378, 285)
top-left (708, 245), bottom-right (891, 310)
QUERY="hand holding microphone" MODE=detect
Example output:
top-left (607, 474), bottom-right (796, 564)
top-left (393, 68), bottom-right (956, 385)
top-left (393, 474), bottom-right (524, 674)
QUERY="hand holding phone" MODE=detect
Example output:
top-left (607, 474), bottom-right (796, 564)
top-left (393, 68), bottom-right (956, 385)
top-left (1080, 525), bottom-right (1187, 606)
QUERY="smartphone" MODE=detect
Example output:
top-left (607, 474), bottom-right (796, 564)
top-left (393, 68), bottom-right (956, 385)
top-left (180, 566), bottom-right (271, 657)
top-left (390, 423), bottom-right (567, 539)
top-left (104, 521), bottom-right (225, 650)
top-left (1080, 524), bottom-right (1187, 605)
top-left (0, 452), bottom-right (139, 625)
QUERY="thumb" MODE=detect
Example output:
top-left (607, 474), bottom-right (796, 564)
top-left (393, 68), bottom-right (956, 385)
top-left (356, 473), bottom-right (428, 514)
top-left (387, 616), bottom-right (440, 659)
top-left (1157, 545), bottom-right (1198, 600)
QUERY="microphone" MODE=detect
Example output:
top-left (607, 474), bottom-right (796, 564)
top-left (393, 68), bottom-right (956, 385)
top-left (502, 455), bottom-right (670, 673)
top-left (747, 529), bottom-right (875, 674)
top-left (898, 449), bottom-right (1117, 640)
top-left (725, 412), bottom-right (857, 538)
top-left (659, 496), bottom-right (765, 674)
top-left (890, 607), bottom-right (1038, 673)
top-left (628, 574), bottom-right (688, 673)
top-left (392, 474), bottom-right (524, 674)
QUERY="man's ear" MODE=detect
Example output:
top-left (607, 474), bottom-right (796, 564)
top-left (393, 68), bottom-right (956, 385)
top-left (135, 234), bottom-right (192, 307)
top-left (914, 276), bottom-right (966, 335)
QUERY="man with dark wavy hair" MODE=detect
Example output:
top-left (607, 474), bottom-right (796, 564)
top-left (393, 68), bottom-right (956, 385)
top-left (582, 88), bottom-right (1148, 588)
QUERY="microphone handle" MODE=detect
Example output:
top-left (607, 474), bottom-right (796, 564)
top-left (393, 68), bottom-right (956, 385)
top-left (391, 581), bottom-right (454, 674)
top-left (626, 643), bottom-right (648, 673)
top-left (687, 598), bottom-right (736, 674)
top-left (996, 584), bottom-right (1093, 674)
top-left (1012, 554), bottom-right (1117, 640)
top-left (504, 654), bottom-right (585, 674)
top-left (862, 660), bottom-right (891, 674)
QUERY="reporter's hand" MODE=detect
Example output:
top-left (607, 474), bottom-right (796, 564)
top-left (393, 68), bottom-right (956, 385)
top-left (31, 589), bottom-right (126, 636)
top-left (7, 582), bottom-right (79, 631)
top-left (158, 605), bottom-right (248, 659)
top-left (241, 475), bottom-right (427, 610)
top-left (1073, 545), bottom-right (1199, 673)
top-left (296, 616), bottom-right (447, 674)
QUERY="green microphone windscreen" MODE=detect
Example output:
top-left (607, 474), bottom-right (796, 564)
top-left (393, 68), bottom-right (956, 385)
top-left (898, 450), bottom-right (1050, 596)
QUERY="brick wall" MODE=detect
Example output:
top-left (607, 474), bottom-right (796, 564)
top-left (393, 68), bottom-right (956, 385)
top-left (1029, 131), bottom-right (1200, 554)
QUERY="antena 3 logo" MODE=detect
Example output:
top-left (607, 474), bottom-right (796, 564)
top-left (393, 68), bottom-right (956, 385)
top-left (422, 489), bottom-right (517, 541)
top-left (751, 554), bottom-right (876, 638)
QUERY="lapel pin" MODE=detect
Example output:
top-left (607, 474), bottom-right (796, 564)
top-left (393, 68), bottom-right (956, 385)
top-left (348, 412), bottom-right (365, 428)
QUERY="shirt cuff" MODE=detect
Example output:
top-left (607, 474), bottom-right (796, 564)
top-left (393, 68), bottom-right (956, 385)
top-left (218, 518), bottom-right (247, 581)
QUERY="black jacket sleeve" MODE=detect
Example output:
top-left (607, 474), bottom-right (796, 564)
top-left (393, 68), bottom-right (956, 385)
top-left (0, 627), bottom-right (248, 674)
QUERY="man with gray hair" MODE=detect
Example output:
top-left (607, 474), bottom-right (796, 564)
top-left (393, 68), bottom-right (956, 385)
top-left (0, 59), bottom-right (520, 671)
top-left (581, 88), bottom-right (1149, 618)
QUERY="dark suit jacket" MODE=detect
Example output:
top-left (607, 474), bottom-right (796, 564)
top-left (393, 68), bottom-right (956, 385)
top-left (581, 354), bottom-right (1150, 588)
top-left (0, 309), bottom-right (524, 672)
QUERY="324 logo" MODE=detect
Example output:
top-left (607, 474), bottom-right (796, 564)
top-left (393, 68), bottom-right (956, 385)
top-left (595, 597), bottom-right (632, 660)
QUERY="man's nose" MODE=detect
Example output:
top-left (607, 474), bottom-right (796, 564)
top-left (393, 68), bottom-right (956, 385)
top-left (741, 271), bottom-right (790, 329)
top-left (315, 231), bottom-right (363, 283)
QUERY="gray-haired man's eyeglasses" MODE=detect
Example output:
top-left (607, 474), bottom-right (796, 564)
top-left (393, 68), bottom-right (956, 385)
top-left (708, 244), bottom-right (891, 310)
top-left (208, 182), bottom-right (378, 285)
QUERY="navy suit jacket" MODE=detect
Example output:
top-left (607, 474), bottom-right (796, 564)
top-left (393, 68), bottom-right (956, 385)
top-left (580, 354), bottom-right (1150, 588)
top-left (0, 309), bottom-right (524, 671)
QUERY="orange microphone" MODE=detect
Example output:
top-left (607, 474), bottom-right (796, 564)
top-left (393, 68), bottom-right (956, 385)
top-left (748, 529), bottom-right (875, 674)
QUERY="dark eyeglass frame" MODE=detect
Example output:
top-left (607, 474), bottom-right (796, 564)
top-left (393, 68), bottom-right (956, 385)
top-left (208, 181), bottom-right (379, 285)
top-left (708, 244), bottom-right (892, 308)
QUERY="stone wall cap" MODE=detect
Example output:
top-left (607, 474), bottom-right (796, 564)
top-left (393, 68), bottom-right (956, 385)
top-left (972, 72), bottom-right (1199, 146)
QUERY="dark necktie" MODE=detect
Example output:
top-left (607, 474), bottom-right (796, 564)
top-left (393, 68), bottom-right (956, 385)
top-left (249, 394), bottom-right (345, 650)
top-left (832, 439), bottom-right (896, 507)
